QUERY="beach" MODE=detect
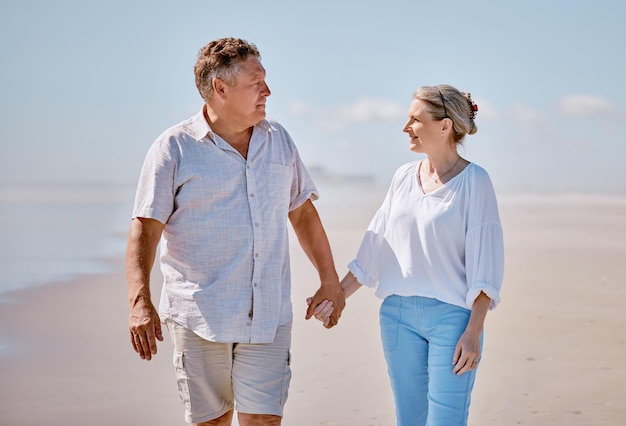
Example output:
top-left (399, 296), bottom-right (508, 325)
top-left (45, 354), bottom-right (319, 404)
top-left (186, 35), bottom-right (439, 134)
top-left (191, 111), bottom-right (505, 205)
top-left (1, 187), bottom-right (625, 425)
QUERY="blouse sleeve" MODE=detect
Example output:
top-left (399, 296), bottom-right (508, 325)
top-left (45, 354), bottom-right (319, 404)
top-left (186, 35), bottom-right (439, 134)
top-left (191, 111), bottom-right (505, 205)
top-left (464, 168), bottom-right (505, 310)
top-left (348, 213), bottom-right (387, 287)
top-left (348, 166), bottom-right (405, 287)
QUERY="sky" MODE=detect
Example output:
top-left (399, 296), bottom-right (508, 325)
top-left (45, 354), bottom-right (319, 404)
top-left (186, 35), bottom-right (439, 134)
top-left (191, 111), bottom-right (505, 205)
top-left (1, 0), bottom-right (625, 194)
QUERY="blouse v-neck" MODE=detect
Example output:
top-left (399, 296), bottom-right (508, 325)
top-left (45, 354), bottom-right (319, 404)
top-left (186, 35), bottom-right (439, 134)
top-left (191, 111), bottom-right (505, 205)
top-left (416, 159), bottom-right (471, 196)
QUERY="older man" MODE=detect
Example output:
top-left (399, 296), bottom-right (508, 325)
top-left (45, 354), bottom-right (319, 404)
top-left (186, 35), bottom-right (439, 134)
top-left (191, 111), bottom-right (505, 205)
top-left (126, 37), bottom-right (344, 426)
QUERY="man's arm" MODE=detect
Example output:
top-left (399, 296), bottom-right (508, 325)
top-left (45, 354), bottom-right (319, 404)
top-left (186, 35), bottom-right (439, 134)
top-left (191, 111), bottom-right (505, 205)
top-left (308, 271), bottom-right (364, 326)
top-left (126, 217), bottom-right (165, 360)
top-left (289, 199), bottom-right (345, 328)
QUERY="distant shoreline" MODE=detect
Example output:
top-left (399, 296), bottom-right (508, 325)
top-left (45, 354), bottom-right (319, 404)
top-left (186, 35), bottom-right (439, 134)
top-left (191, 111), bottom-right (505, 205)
top-left (2, 188), bottom-right (626, 297)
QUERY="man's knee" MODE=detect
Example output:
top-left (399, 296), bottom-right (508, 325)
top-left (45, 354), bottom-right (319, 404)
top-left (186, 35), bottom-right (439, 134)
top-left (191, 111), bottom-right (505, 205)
top-left (195, 409), bottom-right (234, 426)
top-left (238, 413), bottom-right (282, 426)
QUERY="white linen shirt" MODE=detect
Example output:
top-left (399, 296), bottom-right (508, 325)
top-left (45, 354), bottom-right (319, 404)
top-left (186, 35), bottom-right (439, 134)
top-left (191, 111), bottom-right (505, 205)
top-left (132, 109), bottom-right (318, 343)
top-left (348, 161), bottom-right (504, 310)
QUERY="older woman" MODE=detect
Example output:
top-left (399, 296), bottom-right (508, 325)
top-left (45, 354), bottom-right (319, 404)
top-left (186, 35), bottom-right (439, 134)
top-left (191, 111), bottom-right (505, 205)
top-left (314, 84), bottom-right (504, 425)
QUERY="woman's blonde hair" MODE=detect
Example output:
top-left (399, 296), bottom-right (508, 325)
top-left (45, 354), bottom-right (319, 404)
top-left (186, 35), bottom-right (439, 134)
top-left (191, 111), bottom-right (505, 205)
top-left (414, 84), bottom-right (478, 145)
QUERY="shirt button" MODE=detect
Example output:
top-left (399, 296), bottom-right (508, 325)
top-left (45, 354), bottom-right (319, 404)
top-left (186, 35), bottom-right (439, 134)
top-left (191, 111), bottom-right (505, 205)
top-left (248, 311), bottom-right (253, 318)
top-left (254, 223), bottom-right (259, 227)
top-left (254, 253), bottom-right (259, 258)
top-left (253, 282), bottom-right (258, 287)
top-left (249, 193), bottom-right (255, 198)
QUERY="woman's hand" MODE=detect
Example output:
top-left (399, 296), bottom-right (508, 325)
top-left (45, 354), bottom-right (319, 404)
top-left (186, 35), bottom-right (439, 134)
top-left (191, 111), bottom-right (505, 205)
top-left (453, 291), bottom-right (490, 375)
top-left (452, 330), bottom-right (481, 375)
top-left (306, 297), bottom-right (334, 328)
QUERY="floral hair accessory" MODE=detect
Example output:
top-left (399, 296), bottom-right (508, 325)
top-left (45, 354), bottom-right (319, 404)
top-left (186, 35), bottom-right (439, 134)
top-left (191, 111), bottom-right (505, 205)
top-left (467, 97), bottom-right (478, 120)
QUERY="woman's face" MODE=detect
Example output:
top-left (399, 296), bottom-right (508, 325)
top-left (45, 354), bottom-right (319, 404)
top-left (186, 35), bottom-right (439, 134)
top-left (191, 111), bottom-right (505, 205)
top-left (402, 98), bottom-right (444, 154)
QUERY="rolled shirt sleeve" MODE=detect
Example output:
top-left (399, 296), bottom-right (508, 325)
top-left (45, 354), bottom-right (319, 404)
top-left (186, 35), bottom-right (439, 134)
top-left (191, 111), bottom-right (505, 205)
top-left (465, 222), bottom-right (504, 309)
top-left (464, 167), bottom-right (504, 310)
top-left (288, 143), bottom-right (318, 211)
top-left (132, 136), bottom-right (178, 225)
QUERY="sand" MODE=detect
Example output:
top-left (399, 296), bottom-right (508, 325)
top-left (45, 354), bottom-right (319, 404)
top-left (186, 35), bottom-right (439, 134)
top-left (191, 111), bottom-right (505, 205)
top-left (1, 193), bottom-right (625, 425)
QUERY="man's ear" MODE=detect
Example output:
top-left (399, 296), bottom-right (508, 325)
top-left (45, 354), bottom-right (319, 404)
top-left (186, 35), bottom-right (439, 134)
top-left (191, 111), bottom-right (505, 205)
top-left (212, 77), bottom-right (227, 96)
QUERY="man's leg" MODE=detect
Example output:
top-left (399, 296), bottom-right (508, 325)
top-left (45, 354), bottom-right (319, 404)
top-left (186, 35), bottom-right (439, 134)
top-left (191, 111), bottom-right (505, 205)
top-left (237, 413), bottom-right (281, 426)
top-left (167, 320), bottom-right (236, 424)
top-left (196, 409), bottom-right (234, 426)
top-left (232, 321), bottom-right (292, 424)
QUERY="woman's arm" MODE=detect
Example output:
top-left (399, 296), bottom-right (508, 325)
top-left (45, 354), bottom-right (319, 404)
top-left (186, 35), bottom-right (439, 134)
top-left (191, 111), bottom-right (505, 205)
top-left (340, 271), bottom-right (363, 298)
top-left (452, 291), bottom-right (491, 375)
top-left (309, 271), bottom-right (364, 325)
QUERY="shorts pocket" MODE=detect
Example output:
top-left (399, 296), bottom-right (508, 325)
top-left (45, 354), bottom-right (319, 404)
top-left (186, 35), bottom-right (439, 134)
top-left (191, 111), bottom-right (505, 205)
top-left (173, 350), bottom-right (192, 411)
top-left (279, 350), bottom-right (292, 405)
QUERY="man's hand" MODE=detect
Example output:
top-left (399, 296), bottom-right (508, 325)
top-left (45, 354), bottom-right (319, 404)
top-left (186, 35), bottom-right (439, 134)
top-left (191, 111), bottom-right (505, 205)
top-left (126, 217), bottom-right (164, 361)
top-left (129, 297), bottom-right (163, 361)
top-left (306, 281), bottom-right (345, 328)
top-left (288, 200), bottom-right (344, 327)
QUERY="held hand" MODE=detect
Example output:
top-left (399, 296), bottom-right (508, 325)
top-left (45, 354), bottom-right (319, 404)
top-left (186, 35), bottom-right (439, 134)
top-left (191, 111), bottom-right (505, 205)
top-left (452, 330), bottom-right (481, 376)
top-left (306, 297), bottom-right (334, 327)
top-left (129, 298), bottom-right (163, 361)
top-left (306, 282), bottom-right (345, 329)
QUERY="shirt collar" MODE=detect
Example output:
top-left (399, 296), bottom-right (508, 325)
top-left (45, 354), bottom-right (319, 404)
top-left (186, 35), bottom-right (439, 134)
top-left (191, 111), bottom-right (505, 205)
top-left (190, 105), bottom-right (274, 144)
top-left (189, 107), bottom-right (214, 142)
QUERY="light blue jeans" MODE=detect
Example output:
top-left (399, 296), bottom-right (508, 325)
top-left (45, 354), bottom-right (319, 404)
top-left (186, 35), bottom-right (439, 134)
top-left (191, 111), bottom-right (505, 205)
top-left (380, 295), bottom-right (482, 426)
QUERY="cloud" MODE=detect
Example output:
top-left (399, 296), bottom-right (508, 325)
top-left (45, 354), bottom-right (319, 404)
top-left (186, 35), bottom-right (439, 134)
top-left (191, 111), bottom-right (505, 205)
top-left (335, 98), bottom-right (405, 123)
top-left (285, 99), bottom-right (311, 115)
top-left (287, 94), bottom-right (622, 150)
top-left (504, 104), bottom-right (557, 147)
top-left (504, 94), bottom-right (624, 149)
top-left (509, 105), bottom-right (550, 131)
top-left (558, 95), bottom-right (622, 118)
top-left (473, 97), bottom-right (498, 120)
top-left (286, 97), bottom-right (405, 131)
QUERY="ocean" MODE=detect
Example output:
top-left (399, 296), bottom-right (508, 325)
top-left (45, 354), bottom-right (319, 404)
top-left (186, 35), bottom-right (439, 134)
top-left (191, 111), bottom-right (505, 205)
top-left (0, 178), bottom-right (386, 299)
top-left (0, 183), bottom-right (137, 298)
top-left (4, 177), bottom-right (625, 301)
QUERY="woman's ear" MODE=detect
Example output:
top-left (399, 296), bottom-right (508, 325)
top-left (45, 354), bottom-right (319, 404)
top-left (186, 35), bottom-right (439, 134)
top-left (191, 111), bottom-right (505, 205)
top-left (441, 117), bottom-right (452, 133)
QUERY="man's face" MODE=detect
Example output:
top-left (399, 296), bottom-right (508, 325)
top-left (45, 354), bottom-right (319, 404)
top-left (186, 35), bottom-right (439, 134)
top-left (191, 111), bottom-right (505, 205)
top-left (224, 57), bottom-right (271, 127)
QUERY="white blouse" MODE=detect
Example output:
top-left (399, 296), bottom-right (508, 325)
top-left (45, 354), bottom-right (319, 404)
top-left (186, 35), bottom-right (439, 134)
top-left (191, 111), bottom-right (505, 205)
top-left (348, 161), bottom-right (504, 310)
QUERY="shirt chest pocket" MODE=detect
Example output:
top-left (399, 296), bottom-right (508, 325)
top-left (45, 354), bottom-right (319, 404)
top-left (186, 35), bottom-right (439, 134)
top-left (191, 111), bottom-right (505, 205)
top-left (264, 163), bottom-right (292, 204)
